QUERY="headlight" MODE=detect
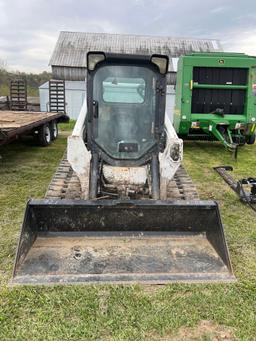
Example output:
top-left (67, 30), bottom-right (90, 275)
top-left (170, 143), bottom-right (181, 162)
top-left (87, 52), bottom-right (105, 71)
top-left (151, 55), bottom-right (169, 74)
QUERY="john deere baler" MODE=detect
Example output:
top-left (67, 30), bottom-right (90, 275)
top-left (173, 52), bottom-right (256, 152)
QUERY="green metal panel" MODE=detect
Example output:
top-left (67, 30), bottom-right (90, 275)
top-left (173, 58), bottom-right (183, 131)
top-left (193, 84), bottom-right (247, 90)
top-left (174, 52), bottom-right (256, 150)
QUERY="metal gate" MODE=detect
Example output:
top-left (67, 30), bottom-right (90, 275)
top-left (10, 79), bottom-right (27, 111)
top-left (49, 80), bottom-right (66, 113)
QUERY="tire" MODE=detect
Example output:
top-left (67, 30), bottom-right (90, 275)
top-left (37, 124), bottom-right (52, 146)
top-left (50, 120), bottom-right (58, 140)
top-left (246, 133), bottom-right (256, 145)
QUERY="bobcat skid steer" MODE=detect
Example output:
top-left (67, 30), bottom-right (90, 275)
top-left (12, 52), bottom-right (235, 285)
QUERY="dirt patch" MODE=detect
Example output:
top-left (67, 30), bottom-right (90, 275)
top-left (149, 320), bottom-right (237, 341)
top-left (173, 320), bottom-right (236, 340)
top-left (142, 284), bottom-right (164, 294)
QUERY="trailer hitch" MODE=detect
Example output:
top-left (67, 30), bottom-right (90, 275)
top-left (206, 123), bottom-right (239, 159)
top-left (214, 166), bottom-right (256, 211)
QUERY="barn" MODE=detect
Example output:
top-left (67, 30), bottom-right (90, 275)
top-left (39, 31), bottom-right (222, 119)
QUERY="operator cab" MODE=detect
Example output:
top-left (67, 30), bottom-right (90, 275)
top-left (86, 52), bottom-right (169, 166)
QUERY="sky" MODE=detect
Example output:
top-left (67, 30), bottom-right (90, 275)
top-left (0, 0), bottom-right (256, 73)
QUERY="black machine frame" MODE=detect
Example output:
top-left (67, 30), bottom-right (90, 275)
top-left (214, 166), bottom-right (256, 211)
top-left (85, 52), bottom-right (169, 199)
top-left (86, 52), bottom-right (168, 165)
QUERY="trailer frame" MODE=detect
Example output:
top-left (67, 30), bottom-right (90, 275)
top-left (0, 110), bottom-right (68, 146)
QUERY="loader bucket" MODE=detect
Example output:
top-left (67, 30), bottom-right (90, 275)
top-left (12, 199), bottom-right (235, 285)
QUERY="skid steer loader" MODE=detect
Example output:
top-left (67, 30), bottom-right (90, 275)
top-left (12, 52), bottom-right (235, 285)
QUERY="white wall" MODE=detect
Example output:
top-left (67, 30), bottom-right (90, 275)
top-left (166, 85), bottom-right (176, 123)
top-left (39, 85), bottom-right (49, 112)
top-left (39, 81), bottom-right (86, 120)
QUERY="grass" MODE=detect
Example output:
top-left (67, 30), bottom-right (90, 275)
top-left (0, 129), bottom-right (255, 340)
top-left (59, 119), bottom-right (76, 132)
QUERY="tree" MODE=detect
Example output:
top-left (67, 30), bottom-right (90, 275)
top-left (0, 59), bottom-right (7, 71)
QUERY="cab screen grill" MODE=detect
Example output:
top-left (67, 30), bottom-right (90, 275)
top-left (192, 89), bottom-right (246, 114)
top-left (193, 67), bottom-right (248, 85)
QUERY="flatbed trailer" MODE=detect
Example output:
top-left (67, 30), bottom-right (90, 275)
top-left (0, 110), bottom-right (68, 146)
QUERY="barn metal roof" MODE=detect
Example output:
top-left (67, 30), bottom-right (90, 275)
top-left (49, 31), bottom-right (222, 71)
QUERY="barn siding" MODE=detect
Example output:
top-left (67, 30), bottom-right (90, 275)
top-left (52, 66), bottom-right (87, 81)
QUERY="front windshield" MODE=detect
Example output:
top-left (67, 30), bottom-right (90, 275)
top-left (93, 65), bottom-right (157, 160)
top-left (103, 77), bottom-right (145, 103)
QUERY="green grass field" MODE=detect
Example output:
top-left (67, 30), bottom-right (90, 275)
top-left (0, 127), bottom-right (255, 340)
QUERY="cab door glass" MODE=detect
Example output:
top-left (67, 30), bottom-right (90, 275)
top-left (93, 65), bottom-right (157, 159)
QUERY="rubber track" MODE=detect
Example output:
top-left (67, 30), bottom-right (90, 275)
top-left (46, 154), bottom-right (82, 199)
top-left (46, 154), bottom-right (199, 200)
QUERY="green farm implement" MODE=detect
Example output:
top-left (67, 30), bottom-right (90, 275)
top-left (173, 52), bottom-right (256, 154)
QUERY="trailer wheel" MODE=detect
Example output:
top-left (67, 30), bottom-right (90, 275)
top-left (50, 120), bottom-right (58, 140)
top-left (37, 124), bottom-right (52, 146)
top-left (247, 133), bottom-right (255, 145)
